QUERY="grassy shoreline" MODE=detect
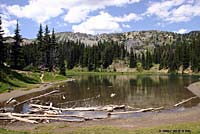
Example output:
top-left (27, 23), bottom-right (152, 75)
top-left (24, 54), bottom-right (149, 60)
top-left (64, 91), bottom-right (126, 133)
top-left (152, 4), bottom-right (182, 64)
top-left (0, 69), bottom-right (69, 93)
top-left (1, 121), bottom-right (199, 134)
top-left (1, 68), bottom-right (200, 93)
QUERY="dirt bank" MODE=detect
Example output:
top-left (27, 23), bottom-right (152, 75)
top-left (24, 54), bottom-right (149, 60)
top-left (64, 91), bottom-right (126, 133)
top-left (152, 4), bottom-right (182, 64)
top-left (0, 79), bottom-right (72, 103)
top-left (187, 81), bottom-right (200, 98)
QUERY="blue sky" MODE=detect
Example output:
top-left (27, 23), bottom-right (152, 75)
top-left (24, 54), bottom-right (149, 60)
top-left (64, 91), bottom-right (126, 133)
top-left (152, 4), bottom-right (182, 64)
top-left (0, 0), bottom-right (200, 38)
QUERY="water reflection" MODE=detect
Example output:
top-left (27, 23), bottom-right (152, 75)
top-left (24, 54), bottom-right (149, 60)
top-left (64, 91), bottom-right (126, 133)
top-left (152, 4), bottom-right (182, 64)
top-left (36, 74), bottom-right (200, 109)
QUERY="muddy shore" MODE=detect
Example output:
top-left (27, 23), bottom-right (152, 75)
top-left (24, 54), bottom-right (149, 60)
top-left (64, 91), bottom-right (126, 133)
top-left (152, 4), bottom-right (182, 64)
top-left (0, 79), bottom-right (72, 103)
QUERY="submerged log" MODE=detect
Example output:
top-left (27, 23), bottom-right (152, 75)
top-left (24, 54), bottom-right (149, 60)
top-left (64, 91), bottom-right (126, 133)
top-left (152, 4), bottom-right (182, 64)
top-left (58, 94), bottom-right (101, 105)
top-left (108, 107), bottom-right (164, 115)
top-left (174, 96), bottom-right (198, 107)
top-left (14, 90), bottom-right (59, 107)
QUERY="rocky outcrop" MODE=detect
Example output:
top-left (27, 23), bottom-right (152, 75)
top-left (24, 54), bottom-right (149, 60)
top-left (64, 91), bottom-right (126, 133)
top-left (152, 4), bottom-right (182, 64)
top-left (4, 30), bottom-right (200, 51)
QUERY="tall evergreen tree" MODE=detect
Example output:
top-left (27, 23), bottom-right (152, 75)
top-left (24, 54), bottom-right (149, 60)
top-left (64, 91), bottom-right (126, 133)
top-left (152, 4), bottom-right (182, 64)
top-left (44, 25), bottom-right (51, 70)
top-left (182, 42), bottom-right (190, 71)
top-left (36, 24), bottom-right (44, 67)
top-left (49, 28), bottom-right (57, 71)
top-left (58, 43), bottom-right (66, 76)
top-left (87, 49), bottom-right (94, 71)
top-left (102, 45), bottom-right (113, 69)
top-left (129, 48), bottom-right (136, 68)
top-left (37, 24), bottom-right (43, 44)
top-left (141, 52), bottom-right (146, 69)
top-left (11, 20), bottom-right (24, 69)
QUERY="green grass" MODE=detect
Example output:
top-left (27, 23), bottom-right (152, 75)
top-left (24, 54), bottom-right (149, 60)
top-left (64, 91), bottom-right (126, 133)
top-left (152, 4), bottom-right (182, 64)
top-left (0, 68), bottom-right (40, 92)
top-left (42, 72), bottom-right (69, 82)
top-left (0, 68), bottom-right (69, 93)
top-left (0, 128), bottom-right (28, 134)
top-left (66, 69), bottom-right (166, 76)
top-left (62, 122), bottom-right (200, 134)
top-left (0, 122), bottom-right (199, 134)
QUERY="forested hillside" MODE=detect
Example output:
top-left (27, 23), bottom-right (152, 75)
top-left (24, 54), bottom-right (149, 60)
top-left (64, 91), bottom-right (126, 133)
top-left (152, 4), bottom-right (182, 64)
top-left (1, 17), bottom-right (200, 74)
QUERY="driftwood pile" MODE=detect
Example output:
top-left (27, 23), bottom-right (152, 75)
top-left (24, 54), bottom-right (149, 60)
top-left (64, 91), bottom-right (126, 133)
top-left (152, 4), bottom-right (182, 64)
top-left (0, 104), bottom-right (164, 124)
top-left (0, 89), bottom-right (198, 124)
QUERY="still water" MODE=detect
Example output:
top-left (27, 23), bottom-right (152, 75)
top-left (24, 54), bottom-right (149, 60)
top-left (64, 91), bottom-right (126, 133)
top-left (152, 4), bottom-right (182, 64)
top-left (16, 74), bottom-right (200, 112)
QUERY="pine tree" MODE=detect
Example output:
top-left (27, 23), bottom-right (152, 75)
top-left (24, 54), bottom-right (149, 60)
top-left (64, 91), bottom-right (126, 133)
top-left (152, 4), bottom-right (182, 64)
top-left (79, 43), bottom-right (85, 68)
top-left (182, 42), bottom-right (190, 71)
top-left (153, 46), bottom-right (161, 64)
top-left (83, 47), bottom-right (89, 67)
top-left (37, 24), bottom-right (43, 44)
top-left (44, 25), bottom-right (51, 70)
top-left (58, 43), bottom-right (66, 76)
top-left (11, 20), bottom-right (24, 69)
top-left (0, 16), bottom-right (5, 67)
top-left (93, 46), bottom-right (100, 70)
top-left (102, 45), bottom-right (113, 69)
top-left (129, 48), bottom-right (136, 68)
top-left (49, 28), bottom-right (57, 71)
top-left (146, 50), bottom-right (153, 70)
top-left (141, 52), bottom-right (146, 69)
top-left (36, 24), bottom-right (44, 67)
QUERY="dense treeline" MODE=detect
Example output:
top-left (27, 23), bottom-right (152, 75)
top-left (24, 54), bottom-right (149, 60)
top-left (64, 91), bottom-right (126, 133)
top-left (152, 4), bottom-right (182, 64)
top-left (0, 18), bottom-right (200, 74)
top-left (128, 35), bottom-right (200, 73)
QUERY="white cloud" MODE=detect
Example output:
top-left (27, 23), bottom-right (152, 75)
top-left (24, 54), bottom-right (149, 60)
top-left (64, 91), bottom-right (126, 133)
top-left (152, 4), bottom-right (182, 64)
top-left (6, 0), bottom-right (65, 23)
top-left (122, 24), bottom-right (130, 28)
top-left (4, 0), bottom-right (141, 24)
top-left (64, 0), bottom-right (141, 23)
top-left (113, 13), bottom-right (142, 22)
top-left (72, 11), bottom-right (140, 34)
top-left (0, 5), bottom-right (17, 36)
top-left (175, 28), bottom-right (188, 34)
top-left (146, 0), bottom-right (200, 23)
top-left (2, 19), bottom-right (17, 37)
top-left (64, 7), bottom-right (90, 23)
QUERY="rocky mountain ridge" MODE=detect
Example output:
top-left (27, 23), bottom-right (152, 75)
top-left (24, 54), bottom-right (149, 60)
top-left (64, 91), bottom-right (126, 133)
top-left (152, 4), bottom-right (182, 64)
top-left (55, 30), bottom-right (200, 51)
top-left (4, 30), bottom-right (200, 51)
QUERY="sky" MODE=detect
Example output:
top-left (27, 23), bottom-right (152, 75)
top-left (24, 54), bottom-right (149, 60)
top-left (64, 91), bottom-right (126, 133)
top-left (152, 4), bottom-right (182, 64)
top-left (0, 0), bottom-right (200, 39)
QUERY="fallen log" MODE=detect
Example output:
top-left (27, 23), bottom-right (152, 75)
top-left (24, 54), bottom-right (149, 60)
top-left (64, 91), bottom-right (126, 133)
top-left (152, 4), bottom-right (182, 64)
top-left (7, 113), bottom-right (38, 124)
top-left (126, 106), bottom-right (141, 110)
top-left (29, 104), bottom-right (126, 112)
top-left (30, 104), bottom-right (100, 111)
top-left (29, 104), bottom-right (61, 110)
top-left (6, 98), bottom-right (14, 104)
top-left (174, 96), bottom-right (198, 107)
top-left (44, 110), bottom-right (61, 115)
top-left (0, 113), bottom-right (85, 119)
top-left (14, 90), bottom-right (59, 107)
top-left (26, 117), bottom-right (85, 122)
top-left (108, 107), bottom-right (164, 115)
top-left (29, 108), bottom-right (44, 113)
top-left (0, 117), bottom-right (13, 120)
top-left (101, 105), bottom-right (125, 112)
